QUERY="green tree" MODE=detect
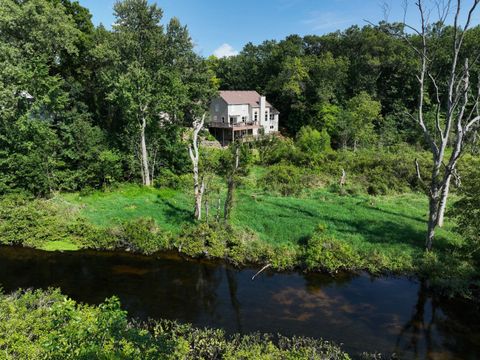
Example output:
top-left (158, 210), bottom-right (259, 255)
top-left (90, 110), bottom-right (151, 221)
top-left (335, 92), bottom-right (382, 150)
top-left (296, 126), bottom-right (331, 155)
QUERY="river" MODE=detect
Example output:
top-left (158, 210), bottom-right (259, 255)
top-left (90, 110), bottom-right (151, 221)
top-left (0, 246), bottom-right (478, 359)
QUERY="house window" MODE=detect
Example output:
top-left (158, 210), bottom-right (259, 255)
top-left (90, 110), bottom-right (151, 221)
top-left (213, 115), bottom-right (218, 121)
top-left (242, 116), bottom-right (246, 122)
top-left (230, 117), bottom-right (235, 124)
top-left (222, 117), bottom-right (225, 123)
top-left (265, 111), bottom-right (268, 121)
top-left (254, 112), bottom-right (258, 122)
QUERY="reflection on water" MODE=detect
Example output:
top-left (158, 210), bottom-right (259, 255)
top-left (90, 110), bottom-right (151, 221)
top-left (0, 246), bottom-right (478, 359)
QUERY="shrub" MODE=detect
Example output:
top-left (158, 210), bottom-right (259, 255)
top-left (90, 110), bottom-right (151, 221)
top-left (0, 194), bottom-right (80, 247)
top-left (295, 126), bottom-right (332, 165)
top-left (0, 289), bottom-right (350, 359)
top-left (176, 223), bottom-right (228, 258)
top-left (154, 169), bottom-right (182, 189)
top-left (452, 156), bottom-right (480, 249)
top-left (325, 146), bottom-right (431, 195)
top-left (304, 225), bottom-right (361, 273)
top-left (258, 137), bottom-right (300, 165)
top-left (114, 218), bottom-right (171, 255)
top-left (260, 164), bottom-right (305, 196)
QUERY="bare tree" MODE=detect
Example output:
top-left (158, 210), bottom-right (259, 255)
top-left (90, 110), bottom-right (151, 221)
top-left (189, 114), bottom-right (206, 221)
top-left (140, 106), bottom-right (151, 186)
top-left (399, 0), bottom-right (480, 250)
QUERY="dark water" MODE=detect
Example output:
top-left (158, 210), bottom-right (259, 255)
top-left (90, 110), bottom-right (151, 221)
top-left (0, 246), bottom-right (479, 359)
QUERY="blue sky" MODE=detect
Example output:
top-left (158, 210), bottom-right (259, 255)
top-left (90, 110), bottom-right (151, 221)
top-left (77, 0), bottom-right (480, 57)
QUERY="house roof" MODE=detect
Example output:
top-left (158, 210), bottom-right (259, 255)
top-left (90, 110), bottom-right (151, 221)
top-left (219, 90), bottom-right (274, 108)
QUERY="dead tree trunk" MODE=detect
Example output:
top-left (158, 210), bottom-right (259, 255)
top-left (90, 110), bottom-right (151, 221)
top-left (224, 145), bottom-right (240, 221)
top-left (340, 169), bottom-right (347, 187)
top-left (189, 114), bottom-right (206, 221)
top-left (140, 114), bottom-right (151, 186)
top-left (400, 0), bottom-right (480, 250)
top-left (437, 174), bottom-right (452, 228)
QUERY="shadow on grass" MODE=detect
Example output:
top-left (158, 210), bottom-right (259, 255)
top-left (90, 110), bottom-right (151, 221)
top-left (258, 198), bottom-right (320, 218)
top-left (154, 197), bottom-right (194, 226)
top-left (357, 202), bottom-right (427, 224)
top-left (321, 215), bottom-right (454, 252)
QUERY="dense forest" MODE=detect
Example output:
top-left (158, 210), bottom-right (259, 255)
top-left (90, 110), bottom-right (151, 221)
top-left (1, 0), bottom-right (478, 195)
top-left (0, 0), bottom-right (216, 194)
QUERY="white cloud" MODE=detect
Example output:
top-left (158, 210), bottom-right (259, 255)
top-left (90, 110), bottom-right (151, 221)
top-left (213, 43), bottom-right (239, 58)
top-left (303, 11), bottom-right (351, 31)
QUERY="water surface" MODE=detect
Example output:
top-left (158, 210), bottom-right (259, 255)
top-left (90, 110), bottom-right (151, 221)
top-left (0, 246), bottom-right (478, 359)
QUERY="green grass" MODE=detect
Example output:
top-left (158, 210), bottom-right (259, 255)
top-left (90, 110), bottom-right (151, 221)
top-left (63, 186), bottom-right (194, 234)
top-left (39, 240), bottom-right (80, 252)
top-left (62, 183), bottom-right (461, 268)
top-left (234, 189), bottom-right (460, 254)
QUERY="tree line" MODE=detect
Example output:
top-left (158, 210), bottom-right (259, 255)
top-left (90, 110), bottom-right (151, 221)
top-left (0, 0), bottom-right (215, 195)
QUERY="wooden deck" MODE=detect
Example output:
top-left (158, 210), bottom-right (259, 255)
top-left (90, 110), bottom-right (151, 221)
top-left (208, 122), bottom-right (260, 130)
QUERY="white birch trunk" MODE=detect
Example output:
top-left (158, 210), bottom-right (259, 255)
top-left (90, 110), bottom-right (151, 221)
top-left (140, 116), bottom-right (151, 186)
top-left (437, 174), bottom-right (452, 228)
top-left (189, 114), bottom-right (206, 221)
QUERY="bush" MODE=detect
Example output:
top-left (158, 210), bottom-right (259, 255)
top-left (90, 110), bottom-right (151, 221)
top-left (258, 137), bottom-right (301, 165)
top-left (177, 223), bottom-right (228, 258)
top-left (0, 194), bottom-right (80, 247)
top-left (295, 126), bottom-right (332, 165)
top-left (304, 225), bottom-right (361, 273)
top-left (452, 156), bottom-right (480, 267)
top-left (260, 164), bottom-right (305, 196)
top-left (113, 218), bottom-right (171, 255)
top-left (324, 146), bottom-right (431, 195)
top-left (0, 288), bottom-right (350, 359)
top-left (154, 168), bottom-right (182, 189)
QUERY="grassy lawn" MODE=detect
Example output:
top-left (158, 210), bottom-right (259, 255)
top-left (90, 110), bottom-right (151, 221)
top-left (62, 183), bottom-right (461, 264)
top-left (63, 186), bottom-right (194, 233)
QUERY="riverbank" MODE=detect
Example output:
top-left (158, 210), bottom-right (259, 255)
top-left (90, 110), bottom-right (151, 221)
top-left (0, 184), bottom-right (477, 298)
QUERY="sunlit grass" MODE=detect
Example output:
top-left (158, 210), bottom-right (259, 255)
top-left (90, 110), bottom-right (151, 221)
top-left (39, 240), bottom-right (80, 252)
top-left (63, 182), bottom-right (461, 265)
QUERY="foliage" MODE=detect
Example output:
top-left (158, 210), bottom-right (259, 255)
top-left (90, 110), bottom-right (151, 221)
top-left (333, 92), bottom-right (382, 150)
top-left (0, 0), bottom-right (213, 195)
top-left (304, 225), bottom-right (362, 273)
top-left (114, 217), bottom-right (171, 255)
top-left (452, 157), bottom-right (480, 264)
top-left (258, 138), bottom-right (431, 195)
top-left (327, 146), bottom-right (431, 195)
top-left (295, 125), bottom-right (332, 164)
top-left (260, 164), bottom-right (305, 196)
top-left (0, 288), bottom-right (350, 360)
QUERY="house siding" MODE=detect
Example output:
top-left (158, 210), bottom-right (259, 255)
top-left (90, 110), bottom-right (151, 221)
top-left (210, 98), bottom-right (228, 124)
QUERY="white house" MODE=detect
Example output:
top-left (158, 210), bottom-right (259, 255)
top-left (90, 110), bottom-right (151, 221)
top-left (208, 91), bottom-right (279, 145)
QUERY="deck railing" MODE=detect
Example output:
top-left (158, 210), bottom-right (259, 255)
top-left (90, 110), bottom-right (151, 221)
top-left (209, 121), bottom-right (259, 128)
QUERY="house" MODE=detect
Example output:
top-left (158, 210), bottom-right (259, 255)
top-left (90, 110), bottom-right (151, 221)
top-left (208, 91), bottom-right (279, 145)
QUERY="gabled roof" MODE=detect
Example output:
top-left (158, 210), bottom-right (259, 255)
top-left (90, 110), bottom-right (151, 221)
top-left (219, 90), bottom-right (273, 108)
